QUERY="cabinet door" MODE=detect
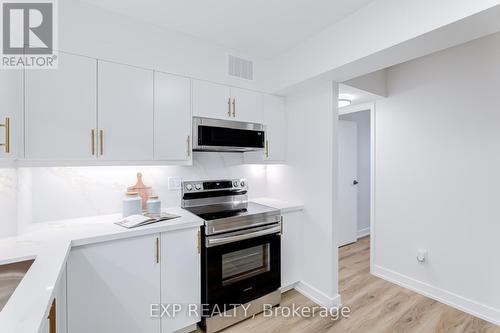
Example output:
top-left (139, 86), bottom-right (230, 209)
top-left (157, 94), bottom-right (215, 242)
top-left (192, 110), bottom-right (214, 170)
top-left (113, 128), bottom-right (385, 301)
top-left (98, 61), bottom-right (154, 160)
top-left (161, 228), bottom-right (200, 333)
top-left (192, 80), bottom-right (231, 120)
top-left (67, 234), bottom-right (161, 333)
top-left (54, 267), bottom-right (67, 333)
top-left (154, 73), bottom-right (191, 161)
top-left (25, 53), bottom-right (97, 160)
top-left (0, 70), bottom-right (22, 160)
top-left (263, 95), bottom-right (286, 162)
top-left (230, 87), bottom-right (263, 124)
top-left (281, 211), bottom-right (301, 290)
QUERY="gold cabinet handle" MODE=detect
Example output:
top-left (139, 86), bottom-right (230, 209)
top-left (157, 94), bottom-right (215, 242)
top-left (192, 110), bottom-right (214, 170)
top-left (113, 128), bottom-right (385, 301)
top-left (197, 231), bottom-right (201, 254)
top-left (0, 117), bottom-right (10, 153)
top-left (91, 129), bottom-right (95, 155)
top-left (99, 130), bottom-right (104, 155)
top-left (265, 140), bottom-right (269, 158)
top-left (232, 98), bottom-right (236, 117)
top-left (187, 135), bottom-right (191, 157)
top-left (156, 237), bottom-right (160, 264)
top-left (228, 98), bottom-right (232, 117)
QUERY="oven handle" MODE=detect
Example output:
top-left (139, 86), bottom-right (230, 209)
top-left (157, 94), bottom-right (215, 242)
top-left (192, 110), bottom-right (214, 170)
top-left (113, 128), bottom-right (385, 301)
top-left (206, 225), bottom-right (281, 247)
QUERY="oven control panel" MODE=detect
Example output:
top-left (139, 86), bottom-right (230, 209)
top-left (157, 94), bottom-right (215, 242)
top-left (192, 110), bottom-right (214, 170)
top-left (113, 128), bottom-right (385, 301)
top-left (182, 178), bottom-right (247, 193)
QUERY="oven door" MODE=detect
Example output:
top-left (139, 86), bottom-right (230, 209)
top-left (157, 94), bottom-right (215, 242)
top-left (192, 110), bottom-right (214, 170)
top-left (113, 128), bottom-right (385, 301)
top-left (203, 224), bottom-right (281, 313)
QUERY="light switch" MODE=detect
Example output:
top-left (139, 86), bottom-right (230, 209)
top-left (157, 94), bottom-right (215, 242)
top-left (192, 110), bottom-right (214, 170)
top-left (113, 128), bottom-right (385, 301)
top-left (168, 177), bottom-right (181, 190)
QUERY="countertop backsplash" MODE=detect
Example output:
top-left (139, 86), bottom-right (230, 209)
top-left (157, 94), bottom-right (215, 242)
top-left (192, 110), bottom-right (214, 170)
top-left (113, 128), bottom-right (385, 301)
top-left (13, 152), bottom-right (268, 232)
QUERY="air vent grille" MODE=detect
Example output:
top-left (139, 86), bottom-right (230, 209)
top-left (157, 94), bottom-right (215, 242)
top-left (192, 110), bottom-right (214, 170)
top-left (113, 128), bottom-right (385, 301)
top-left (228, 55), bottom-right (253, 80)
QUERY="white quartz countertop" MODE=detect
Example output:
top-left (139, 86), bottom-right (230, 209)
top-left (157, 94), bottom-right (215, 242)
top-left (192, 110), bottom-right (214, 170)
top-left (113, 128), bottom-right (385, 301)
top-left (0, 207), bottom-right (203, 333)
top-left (0, 199), bottom-right (303, 333)
top-left (250, 197), bottom-right (304, 213)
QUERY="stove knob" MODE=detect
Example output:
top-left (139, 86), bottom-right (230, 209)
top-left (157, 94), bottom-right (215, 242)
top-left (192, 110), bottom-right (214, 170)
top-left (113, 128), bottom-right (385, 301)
top-left (240, 180), bottom-right (246, 187)
top-left (233, 180), bottom-right (239, 187)
top-left (185, 184), bottom-right (193, 191)
top-left (195, 183), bottom-right (202, 190)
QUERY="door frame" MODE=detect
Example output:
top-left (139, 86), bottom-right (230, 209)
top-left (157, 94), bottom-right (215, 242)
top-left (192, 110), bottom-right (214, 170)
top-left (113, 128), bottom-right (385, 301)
top-left (338, 102), bottom-right (376, 271)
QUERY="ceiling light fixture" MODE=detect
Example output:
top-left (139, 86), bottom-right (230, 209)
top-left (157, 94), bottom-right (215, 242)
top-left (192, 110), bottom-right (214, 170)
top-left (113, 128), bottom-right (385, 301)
top-left (338, 98), bottom-right (352, 108)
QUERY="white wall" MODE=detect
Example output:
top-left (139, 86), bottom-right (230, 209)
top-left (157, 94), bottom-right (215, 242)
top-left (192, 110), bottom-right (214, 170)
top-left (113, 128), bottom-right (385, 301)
top-left (374, 32), bottom-right (500, 324)
top-left (16, 153), bottom-right (267, 231)
top-left (339, 111), bottom-right (371, 237)
top-left (59, 0), bottom-right (273, 92)
top-left (0, 168), bottom-right (17, 238)
top-left (267, 80), bottom-right (339, 307)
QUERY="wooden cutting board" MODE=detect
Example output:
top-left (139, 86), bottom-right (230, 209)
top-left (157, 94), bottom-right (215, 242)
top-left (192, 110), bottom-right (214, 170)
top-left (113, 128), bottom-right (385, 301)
top-left (127, 172), bottom-right (152, 211)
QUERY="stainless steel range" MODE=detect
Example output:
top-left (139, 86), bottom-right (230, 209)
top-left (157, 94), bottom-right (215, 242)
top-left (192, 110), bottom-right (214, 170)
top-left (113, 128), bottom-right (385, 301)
top-left (182, 178), bottom-right (281, 333)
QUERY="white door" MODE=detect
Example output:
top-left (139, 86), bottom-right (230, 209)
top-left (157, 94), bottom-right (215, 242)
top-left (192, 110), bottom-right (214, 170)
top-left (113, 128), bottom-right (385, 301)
top-left (25, 53), bottom-right (97, 160)
top-left (338, 120), bottom-right (358, 247)
top-left (161, 228), bottom-right (200, 333)
top-left (230, 87), bottom-right (263, 123)
top-left (67, 234), bottom-right (161, 333)
top-left (192, 80), bottom-right (231, 120)
top-left (0, 70), bottom-right (22, 160)
top-left (98, 61), bottom-right (154, 160)
top-left (154, 72), bottom-right (191, 161)
top-left (263, 94), bottom-right (286, 161)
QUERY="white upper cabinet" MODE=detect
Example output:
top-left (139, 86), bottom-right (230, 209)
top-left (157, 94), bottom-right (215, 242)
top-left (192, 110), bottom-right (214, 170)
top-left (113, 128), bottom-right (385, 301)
top-left (154, 73), bottom-right (192, 162)
top-left (161, 228), bottom-right (200, 333)
top-left (192, 79), bottom-right (264, 123)
top-left (263, 95), bottom-right (286, 161)
top-left (25, 53), bottom-right (97, 160)
top-left (98, 61), bottom-right (154, 161)
top-left (0, 70), bottom-right (22, 160)
top-left (192, 80), bottom-right (231, 119)
top-left (230, 87), bottom-right (263, 124)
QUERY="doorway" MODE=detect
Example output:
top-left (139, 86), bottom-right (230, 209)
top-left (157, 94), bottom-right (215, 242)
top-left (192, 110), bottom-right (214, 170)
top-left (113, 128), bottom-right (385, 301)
top-left (338, 105), bottom-right (373, 248)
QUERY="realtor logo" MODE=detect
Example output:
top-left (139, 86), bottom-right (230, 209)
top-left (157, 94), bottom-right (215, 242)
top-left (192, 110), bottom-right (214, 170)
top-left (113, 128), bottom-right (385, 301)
top-left (1, 0), bottom-right (57, 69)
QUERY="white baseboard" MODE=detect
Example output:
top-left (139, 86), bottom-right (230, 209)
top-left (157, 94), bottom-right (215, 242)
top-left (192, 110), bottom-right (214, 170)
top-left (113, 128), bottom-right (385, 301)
top-left (372, 265), bottom-right (500, 326)
top-left (294, 281), bottom-right (341, 309)
top-left (357, 227), bottom-right (370, 238)
top-left (280, 281), bottom-right (298, 293)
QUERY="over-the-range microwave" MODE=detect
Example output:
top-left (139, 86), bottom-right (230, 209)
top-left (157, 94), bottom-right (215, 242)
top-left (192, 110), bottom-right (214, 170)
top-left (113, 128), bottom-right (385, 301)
top-left (192, 117), bottom-right (265, 152)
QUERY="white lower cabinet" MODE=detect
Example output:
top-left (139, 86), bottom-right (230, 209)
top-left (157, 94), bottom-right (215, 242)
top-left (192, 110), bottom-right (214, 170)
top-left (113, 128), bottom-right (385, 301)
top-left (281, 211), bottom-right (302, 289)
top-left (67, 234), bottom-right (161, 333)
top-left (66, 229), bottom-right (201, 333)
top-left (40, 268), bottom-right (67, 333)
top-left (160, 228), bottom-right (201, 333)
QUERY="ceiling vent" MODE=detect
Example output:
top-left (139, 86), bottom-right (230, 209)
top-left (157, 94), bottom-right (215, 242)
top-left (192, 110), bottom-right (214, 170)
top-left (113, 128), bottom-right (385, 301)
top-left (228, 55), bottom-right (253, 80)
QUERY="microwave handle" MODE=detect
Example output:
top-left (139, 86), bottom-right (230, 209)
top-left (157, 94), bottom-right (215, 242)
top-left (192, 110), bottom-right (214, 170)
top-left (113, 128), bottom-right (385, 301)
top-left (206, 225), bottom-right (281, 247)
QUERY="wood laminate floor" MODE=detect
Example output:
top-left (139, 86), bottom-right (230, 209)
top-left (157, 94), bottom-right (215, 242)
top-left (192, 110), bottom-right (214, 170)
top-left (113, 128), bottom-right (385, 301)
top-left (210, 236), bottom-right (500, 333)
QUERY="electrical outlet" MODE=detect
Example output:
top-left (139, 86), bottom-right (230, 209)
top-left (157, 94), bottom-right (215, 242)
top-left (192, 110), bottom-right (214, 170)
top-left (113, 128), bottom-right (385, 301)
top-left (416, 249), bottom-right (427, 263)
top-left (168, 177), bottom-right (181, 190)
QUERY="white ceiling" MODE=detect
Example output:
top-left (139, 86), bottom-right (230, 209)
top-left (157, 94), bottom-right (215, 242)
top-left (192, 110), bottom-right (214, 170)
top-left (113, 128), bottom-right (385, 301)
top-left (78, 0), bottom-right (374, 58)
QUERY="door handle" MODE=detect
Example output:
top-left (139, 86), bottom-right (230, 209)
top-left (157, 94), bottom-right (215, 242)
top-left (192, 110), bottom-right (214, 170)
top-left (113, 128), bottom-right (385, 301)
top-left (353, 180), bottom-right (359, 185)
top-left (206, 225), bottom-right (281, 247)
top-left (228, 98), bottom-right (232, 117)
top-left (232, 98), bottom-right (236, 117)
